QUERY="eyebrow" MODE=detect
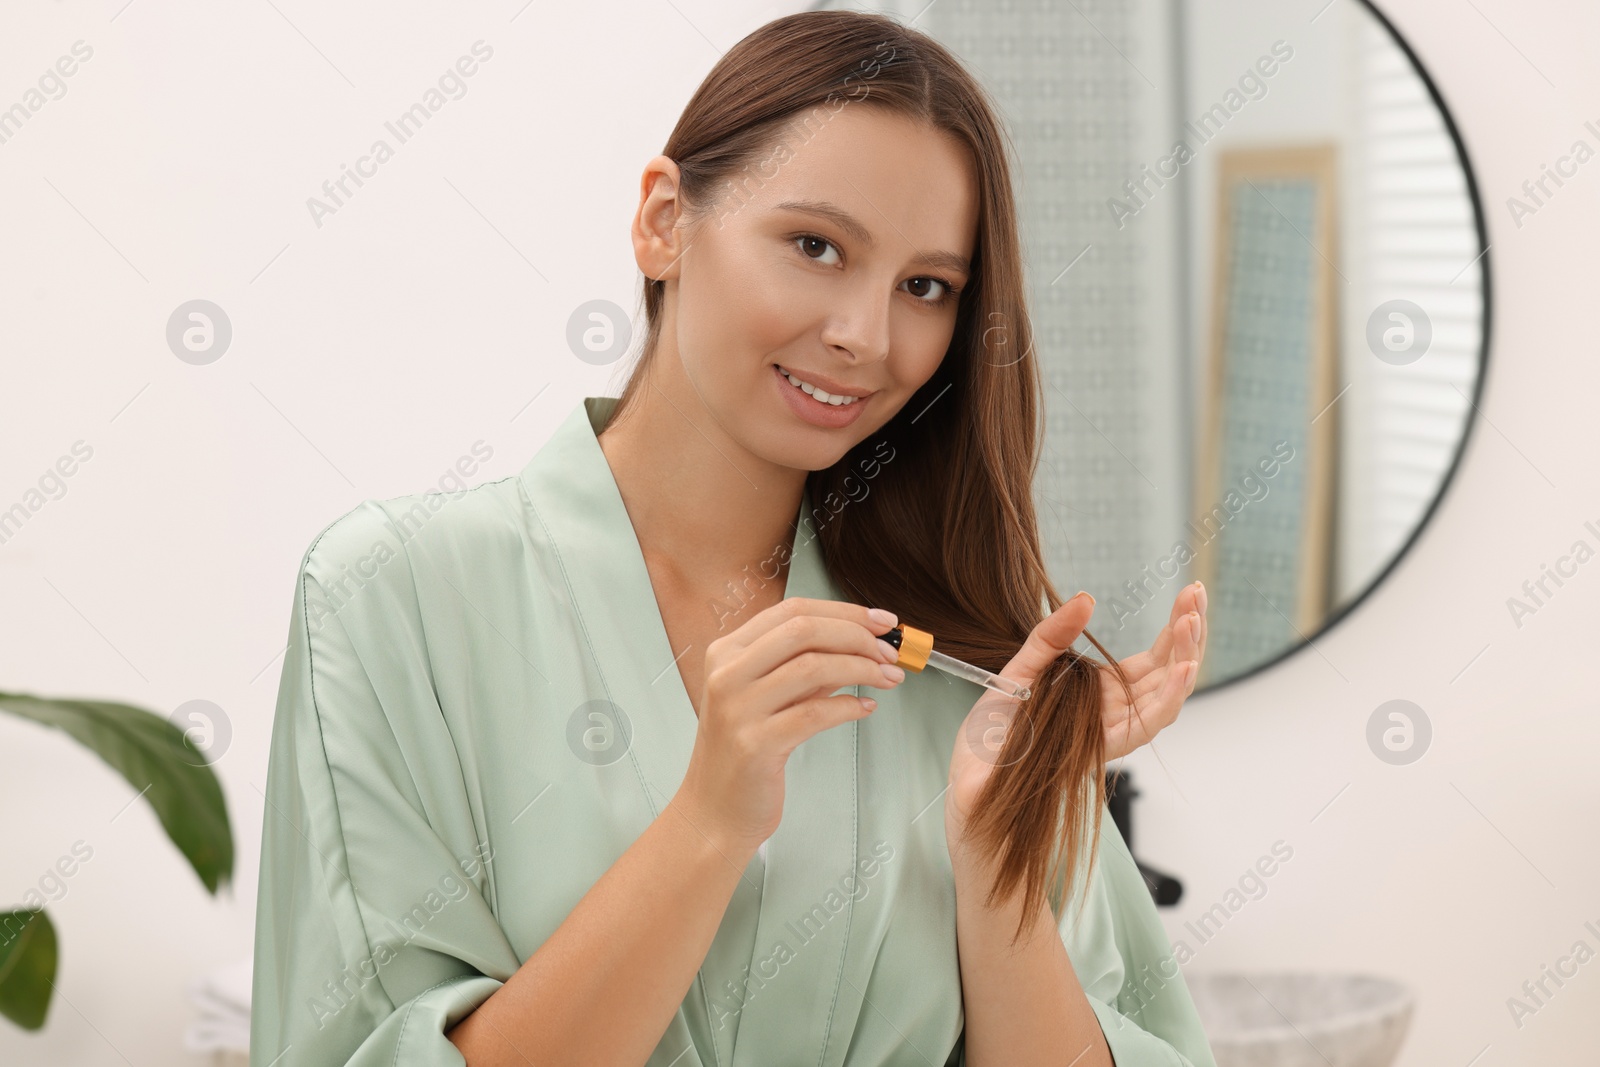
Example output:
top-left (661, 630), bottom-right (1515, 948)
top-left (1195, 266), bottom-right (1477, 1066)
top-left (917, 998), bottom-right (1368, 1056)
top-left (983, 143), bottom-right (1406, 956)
top-left (772, 198), bottom-right (972, 277)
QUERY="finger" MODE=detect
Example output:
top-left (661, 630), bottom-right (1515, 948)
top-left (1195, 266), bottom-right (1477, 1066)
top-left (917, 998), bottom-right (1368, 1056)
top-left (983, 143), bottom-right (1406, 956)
top-left (1001, 593), bottom-right (1095, 690)
top-left (1171, 611), bottom-right (1200, 670)
top-left (1162, 658), bottom-right (1194, 721)
top-left (730, 613), bottom-right (898, 691)
top-left (1108, 661), bottom-right (1192, 760)
top-left (1145, 643), bottom-right (1196, 726)
top-left (720, 597), bottom-right (896, 655)
top-left (1114, 583), bottom-right (1206, 689)
top-left (750, 649), bottom-right (905, 712)
top-left (1118, 659), bottom-right (1173, 705)
top-left (1147, 660), bottom-right (1194, 736)
top-left (1146, 582), bottom-right (1204, 666)
top-left (1115, 644), bottom-right (1161, 687)
top-left (767, 693), bottom-right (877, 753)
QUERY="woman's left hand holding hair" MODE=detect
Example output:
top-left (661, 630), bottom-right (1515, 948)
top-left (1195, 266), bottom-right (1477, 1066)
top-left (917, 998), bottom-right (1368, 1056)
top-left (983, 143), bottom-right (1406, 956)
top-left (1096, 580), bottom-right (1207, 761)
top-left (943, 582), bottom-right (1207, 844)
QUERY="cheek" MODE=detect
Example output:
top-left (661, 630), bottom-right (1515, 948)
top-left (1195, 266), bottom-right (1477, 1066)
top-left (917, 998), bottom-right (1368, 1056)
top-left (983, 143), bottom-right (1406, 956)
top-left (897, 320), bottom-right (954, 388)
top-left (682, 245), bottom-right (812, 365)
top-left (735, 280), bottom-right (812, 355)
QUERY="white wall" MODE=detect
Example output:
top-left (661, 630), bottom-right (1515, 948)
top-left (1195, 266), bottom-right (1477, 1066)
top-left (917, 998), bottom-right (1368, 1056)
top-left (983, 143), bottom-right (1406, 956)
top-left (0, 0), bottom-right (1595, 1063)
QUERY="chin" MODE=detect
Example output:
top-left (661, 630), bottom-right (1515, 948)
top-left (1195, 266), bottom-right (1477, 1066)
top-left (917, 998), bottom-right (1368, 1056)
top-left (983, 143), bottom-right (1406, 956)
top-left (741, 416), bottom-right (862, 475)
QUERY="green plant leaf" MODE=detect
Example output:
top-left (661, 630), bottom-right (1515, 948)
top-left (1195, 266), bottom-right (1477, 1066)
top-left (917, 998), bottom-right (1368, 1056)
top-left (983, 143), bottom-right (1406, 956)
top-left (0, 692), bottom-right (234, 894)
top-left (0, 909), bottom-right (58, 1030)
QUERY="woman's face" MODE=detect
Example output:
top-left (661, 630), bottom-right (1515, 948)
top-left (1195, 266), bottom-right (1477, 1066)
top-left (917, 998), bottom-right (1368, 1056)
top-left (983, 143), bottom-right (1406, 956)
top-left (636, 104), bottom-right (980, 472)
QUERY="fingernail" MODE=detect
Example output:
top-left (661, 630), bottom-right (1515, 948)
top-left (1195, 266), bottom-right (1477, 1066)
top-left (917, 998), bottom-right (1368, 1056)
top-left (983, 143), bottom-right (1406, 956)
top-left (880, 663), bottom-right (905, 683)
top-left (868, 607), bottom-right (898, 628)
top-left (876, 638), bottom-right (898, 663)
top-left (1195, 581), bottom-right (1207, 615)
top-left (1075, 590), bottom-right (1095, 607)
top-left (1189, 612), bottom-right (1201, 641)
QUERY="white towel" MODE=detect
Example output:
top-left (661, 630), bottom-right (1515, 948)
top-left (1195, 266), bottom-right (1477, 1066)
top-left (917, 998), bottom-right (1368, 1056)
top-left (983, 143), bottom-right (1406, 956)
top-left (183, 955), bottom-right (253, 1054)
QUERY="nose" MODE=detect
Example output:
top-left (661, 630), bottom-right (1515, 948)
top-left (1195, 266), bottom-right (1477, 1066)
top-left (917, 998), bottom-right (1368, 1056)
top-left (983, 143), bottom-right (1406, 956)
top-left (818, 273), bottom-right (892, 366)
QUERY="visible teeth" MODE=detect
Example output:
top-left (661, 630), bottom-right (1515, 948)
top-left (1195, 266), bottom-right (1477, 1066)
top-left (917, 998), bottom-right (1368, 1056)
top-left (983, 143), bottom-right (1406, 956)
top-left (779, 366), bottom-right (859, 406)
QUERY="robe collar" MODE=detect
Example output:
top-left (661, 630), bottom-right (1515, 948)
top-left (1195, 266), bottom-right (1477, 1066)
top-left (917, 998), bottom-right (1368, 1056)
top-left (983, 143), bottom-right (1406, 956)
top-left (518, 395), bottom-right (882, 1067)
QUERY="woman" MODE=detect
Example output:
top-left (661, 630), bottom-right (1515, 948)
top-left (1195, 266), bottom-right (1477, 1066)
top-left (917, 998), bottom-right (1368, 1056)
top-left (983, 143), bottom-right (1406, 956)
top-left (251, 10), bottom-right (1213, 1066)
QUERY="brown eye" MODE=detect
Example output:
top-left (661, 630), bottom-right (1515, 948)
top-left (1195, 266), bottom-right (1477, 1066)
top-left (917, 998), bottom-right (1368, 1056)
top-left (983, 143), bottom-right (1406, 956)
top-left (902, 277), bottom-right (955, 304)
top-left (794, 234), bottom-right (841, 265)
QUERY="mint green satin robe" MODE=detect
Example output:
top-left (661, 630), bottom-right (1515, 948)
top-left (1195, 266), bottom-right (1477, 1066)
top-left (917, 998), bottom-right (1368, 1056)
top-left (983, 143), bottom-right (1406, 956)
top-left (250, 395), bottom-right (1217, 1067)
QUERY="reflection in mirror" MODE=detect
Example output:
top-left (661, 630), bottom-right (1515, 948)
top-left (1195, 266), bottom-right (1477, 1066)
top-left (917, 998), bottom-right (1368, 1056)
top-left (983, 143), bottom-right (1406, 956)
top-left (814, 0), bottom-right (1488, 690)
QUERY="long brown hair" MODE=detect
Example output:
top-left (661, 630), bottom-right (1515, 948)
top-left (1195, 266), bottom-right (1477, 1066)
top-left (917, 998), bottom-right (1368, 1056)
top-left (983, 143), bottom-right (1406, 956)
top-left (612, 10), bottom-right (1137, 945)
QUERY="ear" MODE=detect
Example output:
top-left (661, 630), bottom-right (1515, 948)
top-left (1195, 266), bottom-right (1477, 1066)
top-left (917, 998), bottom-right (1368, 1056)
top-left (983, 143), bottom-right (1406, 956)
top-left (632, 154), bottom-right (691, 284)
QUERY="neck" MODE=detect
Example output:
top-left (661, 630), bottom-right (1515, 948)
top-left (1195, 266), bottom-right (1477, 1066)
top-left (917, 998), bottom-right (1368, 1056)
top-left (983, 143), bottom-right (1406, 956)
top-left (596, 345), bottom-right (808, 600)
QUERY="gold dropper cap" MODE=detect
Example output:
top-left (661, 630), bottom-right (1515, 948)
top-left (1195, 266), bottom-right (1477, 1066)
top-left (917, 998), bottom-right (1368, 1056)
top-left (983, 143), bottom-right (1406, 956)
top-left (887, 623), bottom-right (934, 672)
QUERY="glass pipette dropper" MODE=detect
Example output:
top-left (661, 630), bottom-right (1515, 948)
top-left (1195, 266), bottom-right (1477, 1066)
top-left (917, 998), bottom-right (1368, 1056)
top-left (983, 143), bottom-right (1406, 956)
top-left (881, 624), bottom-right (1032, 701)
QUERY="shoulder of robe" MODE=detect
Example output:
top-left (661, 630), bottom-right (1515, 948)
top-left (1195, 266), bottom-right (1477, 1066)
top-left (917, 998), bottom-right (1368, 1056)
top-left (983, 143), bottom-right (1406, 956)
top-left (285, 479), bottom-right (533, 770)
top-left (294, 475), bottom-right (528, 628)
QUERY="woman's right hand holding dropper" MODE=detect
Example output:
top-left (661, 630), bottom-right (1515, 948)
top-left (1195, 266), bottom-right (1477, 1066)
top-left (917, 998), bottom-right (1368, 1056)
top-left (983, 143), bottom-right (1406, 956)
top-left (672, 597), bottom-right (906, 858)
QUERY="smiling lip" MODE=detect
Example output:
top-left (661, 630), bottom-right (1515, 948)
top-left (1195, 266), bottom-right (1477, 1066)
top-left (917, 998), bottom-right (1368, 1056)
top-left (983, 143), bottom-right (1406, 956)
top-left (772, 363), bottom-right (877, 399)
top-left (773, 364), bottom-right (870, 428)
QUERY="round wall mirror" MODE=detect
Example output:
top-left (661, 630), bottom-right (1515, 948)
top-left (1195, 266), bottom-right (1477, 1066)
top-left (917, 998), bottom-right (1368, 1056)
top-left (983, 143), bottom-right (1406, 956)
top-left (815, 0), bottom-right (1490, 691)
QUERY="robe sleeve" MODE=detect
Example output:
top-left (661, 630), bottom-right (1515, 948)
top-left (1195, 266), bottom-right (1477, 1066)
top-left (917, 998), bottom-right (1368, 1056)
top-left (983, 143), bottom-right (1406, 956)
top-left (1055, 806), bottom-right (1218, 1067)
top-left (251, 504), bottom-right (523, 1066)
